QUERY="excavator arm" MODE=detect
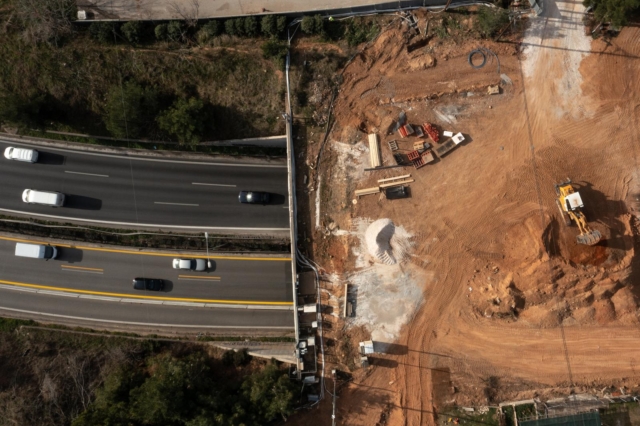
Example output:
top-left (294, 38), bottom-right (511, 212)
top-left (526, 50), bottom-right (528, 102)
top-left (567, 210), bottom-right (602, 245)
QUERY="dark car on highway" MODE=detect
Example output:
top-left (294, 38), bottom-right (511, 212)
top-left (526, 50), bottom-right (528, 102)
top-left (132, 278), bottom-right (164, 291)
top-left (238, 191), bottom-right (270, 205)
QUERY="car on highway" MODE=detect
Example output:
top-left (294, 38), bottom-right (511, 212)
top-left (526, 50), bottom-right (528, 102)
top-left (132, 278), bottom-right (164, 291)
top-left (4, 147), bottom-right (38, 163)
top-left (172, 258), bottom-right (206, 271)
top-left (22, 189), bottom-right (65, 207)
top-left (238, 191), bottom-right (270, 205)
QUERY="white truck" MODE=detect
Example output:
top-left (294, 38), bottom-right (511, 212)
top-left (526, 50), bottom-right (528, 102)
top-left (15, 242), bottom-right (58, 260)
top-left (22, 189), bottom-right (65, 207)
top-left (4, 147), bottom-right (38, 163)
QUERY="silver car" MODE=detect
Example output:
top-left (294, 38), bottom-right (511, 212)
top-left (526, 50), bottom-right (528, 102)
top-left (172, 258), bottom-right (206, 271)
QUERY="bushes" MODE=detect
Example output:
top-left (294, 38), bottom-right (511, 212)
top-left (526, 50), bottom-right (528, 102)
top-left (222, 348), bottom-right (251, 367)
top-left (156, 97), bottom-right (206, 145)
top-left (121, 21), bottom-right (142, 44)
top-left (261, 39), bottom-right (288, 67)
top-left (71, 352), bottom-right (297, 426)
top-left (475, 7), bottom-right (510, 38)
top-left (301, 14), bottom-right (324, 34)
top-left (89, 21), bottom-right (118, 43)
top-left (584, 0), bottom-right (640, 27)
top-left (154, 23), bottom-right (168, 41)
top-left (104, 82), bottom-right (160, 139)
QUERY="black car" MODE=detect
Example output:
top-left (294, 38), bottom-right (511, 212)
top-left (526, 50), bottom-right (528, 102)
top-left (132, 278), bottom-right (164, 291)
top-left (238, 191), bottom-right (270, 205)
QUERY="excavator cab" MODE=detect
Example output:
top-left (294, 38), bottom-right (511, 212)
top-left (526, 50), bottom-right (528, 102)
top-left (554, 179), bottom-right (602, 246)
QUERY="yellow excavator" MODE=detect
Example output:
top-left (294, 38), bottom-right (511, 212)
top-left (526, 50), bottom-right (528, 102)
top-left (554, 179), bottom-right (602, 246)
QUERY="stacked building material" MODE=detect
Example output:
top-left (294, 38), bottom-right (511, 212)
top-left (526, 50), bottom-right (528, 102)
top-left (422, 122), bottom-right (440, 143)
top-left (368, 133), bottom-right (381, 168)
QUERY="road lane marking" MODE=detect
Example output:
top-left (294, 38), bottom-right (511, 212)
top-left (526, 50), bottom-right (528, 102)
top-left (61, 265), bottom-right (104, 274)
top-left (178, 275), bottom-right (221, 281)
top-left (192, 182), bottom-right (237, 187)
top-left (154, 202), bottom-right (200, 207)
top-left (65, 171), bottom-right (109, 178)
top-left (0, 209), bottom-right (291, 232)
top-left (0, 140), bottom-right (287, 168)
top-left (0, 279), bottom-right (293, 305)
top-left (0, 235), bottom-right (291, 261)
top-left (0, 307), bottom-right (294, 328)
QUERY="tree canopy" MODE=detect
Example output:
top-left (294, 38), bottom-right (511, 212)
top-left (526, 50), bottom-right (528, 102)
top-left (157, 97), bottom-right (206, 144)
top-left (583, 0), bottom-right (640, 27)
top-left (104, 82), bottom-right (160, 139)
top-left (71, 353), bottom-right (297, 426)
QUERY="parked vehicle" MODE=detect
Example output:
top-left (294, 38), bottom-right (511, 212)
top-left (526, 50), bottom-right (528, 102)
top-left (14, 242), bottom-right (57, 260)
top-left (132, 278), bottom-right (164, 291)
top-left (4, 147), bottom-right (38, 163)
top-left (172, 258), bottom-right (206, 271)
top-left (238, 191), bottom-right (270, 205)
top-left (22, 189), bottom-right (65, 207)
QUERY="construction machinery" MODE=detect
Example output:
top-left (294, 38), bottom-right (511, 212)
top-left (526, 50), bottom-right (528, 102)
top-left (554, 179), bottom-right (602, 246)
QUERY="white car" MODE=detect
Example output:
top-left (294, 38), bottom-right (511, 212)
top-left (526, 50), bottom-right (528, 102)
top-left (4, 147), bottom-right (38, 163)
top-left (172, 258), bottom-right (206, 271)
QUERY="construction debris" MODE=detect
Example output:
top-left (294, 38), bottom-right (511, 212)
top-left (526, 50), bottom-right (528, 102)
top-left (488, 85), bottom-right (500, 95)
top-left (422, 122), bottom-right (440, 142)
top-left (355, 187), bottom-right (380, 198)
top-left (368, 133), bottom-right (381, 168)
top-left (398, 124), bottom-right (415, 138)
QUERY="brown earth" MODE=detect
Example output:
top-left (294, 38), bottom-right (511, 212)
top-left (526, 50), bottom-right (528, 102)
top-left (290, 4), bottom-right (640, 426)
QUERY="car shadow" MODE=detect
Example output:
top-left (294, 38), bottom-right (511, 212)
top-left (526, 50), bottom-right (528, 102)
top-left (56, 247), bottom-right (83, 263)
top-left (162, 280), bottom-right (174, 293)
top-left (36, 152), bottom-right (65, 165)
top-left (268, 193), bottom-right (286, 205)
top-left (64, 195), bottom-right (102, 210)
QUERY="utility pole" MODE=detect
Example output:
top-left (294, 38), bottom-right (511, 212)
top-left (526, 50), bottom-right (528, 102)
top-left (332, 369), bottom-right (337, 426)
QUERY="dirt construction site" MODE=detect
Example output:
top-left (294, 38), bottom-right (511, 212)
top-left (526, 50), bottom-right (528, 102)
top-left (291, 1), bottom-right (640, 425)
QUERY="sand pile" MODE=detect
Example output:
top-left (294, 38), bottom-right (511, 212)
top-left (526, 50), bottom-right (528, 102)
top-left (365, 218), bottom-right (397, 264)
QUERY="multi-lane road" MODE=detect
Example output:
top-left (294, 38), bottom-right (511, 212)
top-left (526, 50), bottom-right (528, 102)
top-left (0, 139), bottom-right (295, 330)
top-left (0, 139), bottom-right (290, 233)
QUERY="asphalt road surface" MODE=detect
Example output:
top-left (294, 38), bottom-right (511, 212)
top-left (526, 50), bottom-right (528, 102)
top-left (0, 236), bottom-right (293, 304)
top-left (0, 292), bottom-right (294, 330)
top-left (0, 140), bottom-right (290, 232)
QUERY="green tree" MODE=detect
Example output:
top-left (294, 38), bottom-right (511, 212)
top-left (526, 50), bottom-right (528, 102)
top-left (121, 21), bottom-right (142, 44)
top-left (157, 97), bottom-right (206, 144)
top-left (475, 7), bottom-right (510, 38)
top-left (0, 92), bottom-right (45, 129)
top-left (103, 82), bottom-right (160, 139)
top-left (241, 362), bottom-right (296, 422)
top-left (261, 15), bottom-right (277, 37)
top-left (89, 21), bottom-right (118, 43)
top-left (155, 23), bottom-right (168, 40)
top-left (244, 16), bottom-right (258, 36)
top-left (313, 14), bottom-right (325, 34)
top-left (224, 19), bottom-right (236, 35)
top-left (583, 0), bottom-right (640, 27)
top-left (261, 39), bottom-right (288, 68)
top-left (276, 16), bottom-right (287, 35)
top-left (300, 15), bottom-right (316, 34)
top-left (201, 20), bottom-right (221, 38)
top-left (233, 18), bottom-right (246, 36)
top-left (167, 20), bottom-right (185, 41)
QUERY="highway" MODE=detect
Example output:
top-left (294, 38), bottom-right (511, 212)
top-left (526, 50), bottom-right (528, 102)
top-left (0, 236), bottom-right (292, 304)
top-left (0, 139), bottom-right (290, 233)
top-left (0, 292), bottom-right (294, 331)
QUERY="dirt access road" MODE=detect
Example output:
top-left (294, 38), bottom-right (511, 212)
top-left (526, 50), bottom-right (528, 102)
top-left (292, 1), bottom-right (640, 425)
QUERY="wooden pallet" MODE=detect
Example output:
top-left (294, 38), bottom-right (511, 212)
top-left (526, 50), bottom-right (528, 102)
top-left (388, 140), bottom-right (399, 151)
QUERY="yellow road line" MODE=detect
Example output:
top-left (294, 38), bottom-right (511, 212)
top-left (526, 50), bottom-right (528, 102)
top-left (0, 235), bottom-right (291, 262)
top-left (178, 275), bottom-right (221, 280)
top-left (0, 279), bottom-right (293, 306)
top-left (61, 265), bottom-right (104, 272)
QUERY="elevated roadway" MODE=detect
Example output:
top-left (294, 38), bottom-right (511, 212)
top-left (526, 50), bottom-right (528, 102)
top-left (0, 139), bottom-right (289, 234)
top-left (0, 235), bottom-right (294, 329)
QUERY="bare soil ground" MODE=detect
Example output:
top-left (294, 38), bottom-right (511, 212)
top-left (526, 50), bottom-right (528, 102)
top-left (290, 3), bottom-right (640, 426)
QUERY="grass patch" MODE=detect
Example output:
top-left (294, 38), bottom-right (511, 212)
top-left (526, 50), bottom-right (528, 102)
top-left (0, 10), bottom-right (286, 144)
top-left (437, 407), bottom-right (499, 426)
